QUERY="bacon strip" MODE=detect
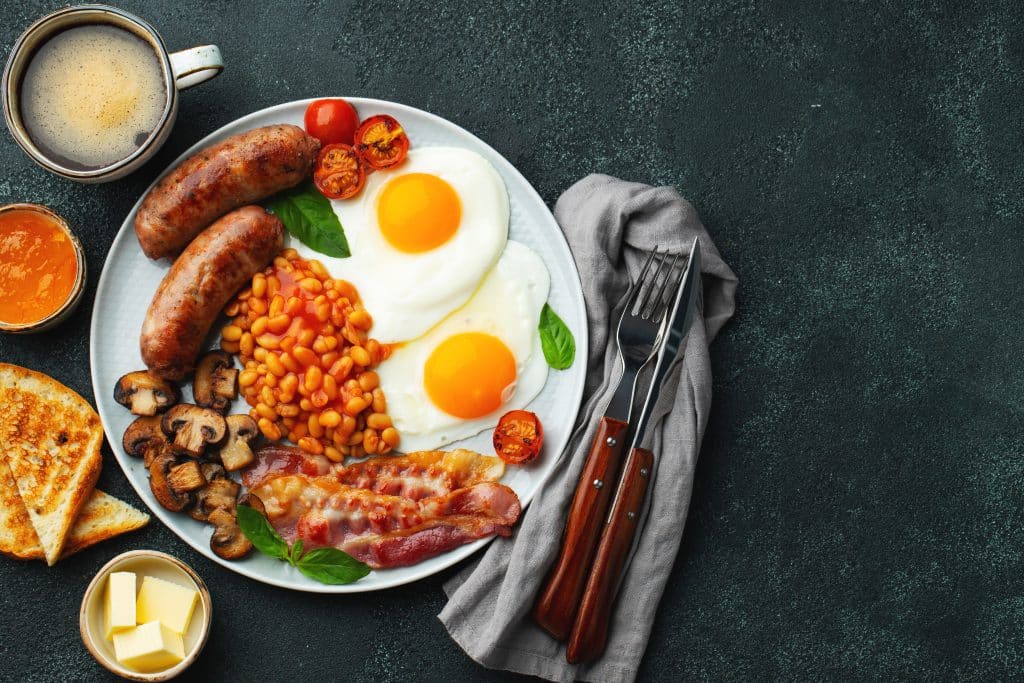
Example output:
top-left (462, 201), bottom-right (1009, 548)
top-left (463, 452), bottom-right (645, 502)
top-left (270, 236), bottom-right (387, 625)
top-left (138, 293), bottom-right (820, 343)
top-left (335, 449), bottom-right (505, 500)
top-left (248, 474), bottom-right (521, 569)
top-left (241, 443), bottom-right (333, 489)
top-left (243, 445), bottom-right (505, 500)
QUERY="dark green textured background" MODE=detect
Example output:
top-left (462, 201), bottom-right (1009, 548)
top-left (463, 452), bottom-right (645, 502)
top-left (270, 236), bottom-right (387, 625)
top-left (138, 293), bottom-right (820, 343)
top-left (0, 1), bottom-right (1021, 680)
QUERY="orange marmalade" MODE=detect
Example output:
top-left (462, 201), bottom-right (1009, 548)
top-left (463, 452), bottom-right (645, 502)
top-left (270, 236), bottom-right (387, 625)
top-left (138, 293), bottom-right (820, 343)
top-left (0, 208), bottom-right (78, 325)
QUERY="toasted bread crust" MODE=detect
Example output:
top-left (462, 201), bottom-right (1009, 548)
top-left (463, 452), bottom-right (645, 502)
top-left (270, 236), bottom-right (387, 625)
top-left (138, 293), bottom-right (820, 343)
top-left (0, 363), bottom-right (103, 565)
top-left (0, 488), bottom-right (149, 561)
top-left (60, 490), bottom-right (150, 558)
top-left (0, 456), bottom-right (42, 560)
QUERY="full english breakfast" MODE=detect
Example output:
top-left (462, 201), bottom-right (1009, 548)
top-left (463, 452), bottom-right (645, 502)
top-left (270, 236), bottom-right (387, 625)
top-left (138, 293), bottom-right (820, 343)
top-left (97, 96), bottom-right (579, 584)
top-left (0, 5), bottom-right (726, 676)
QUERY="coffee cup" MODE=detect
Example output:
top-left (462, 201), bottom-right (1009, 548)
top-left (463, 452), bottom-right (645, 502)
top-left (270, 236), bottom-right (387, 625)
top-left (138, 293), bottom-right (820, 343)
top-left (2, 4), bottom-right (223, 183)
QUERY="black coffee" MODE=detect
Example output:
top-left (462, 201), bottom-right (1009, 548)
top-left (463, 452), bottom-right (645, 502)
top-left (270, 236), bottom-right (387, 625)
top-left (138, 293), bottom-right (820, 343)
top-left (19, 24), bottom-right (166, 171)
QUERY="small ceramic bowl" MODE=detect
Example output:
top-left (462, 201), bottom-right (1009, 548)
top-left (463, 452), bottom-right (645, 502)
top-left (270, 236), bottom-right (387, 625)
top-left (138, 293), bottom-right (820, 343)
top-left (0, 203), bottom-right (86, 334)
top-left (80, 550), bottom-right (212, 681)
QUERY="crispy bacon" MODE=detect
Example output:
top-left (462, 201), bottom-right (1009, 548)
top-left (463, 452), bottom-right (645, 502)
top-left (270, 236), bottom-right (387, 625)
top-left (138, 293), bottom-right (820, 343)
top-left (243, 445), bottom-right (505, 500)
top-left (248, 475), bottom-right (521, 569)
top-left (335, 449), bottom-right (505, 499)
top-left (241, 443), bottom-right (333, 489)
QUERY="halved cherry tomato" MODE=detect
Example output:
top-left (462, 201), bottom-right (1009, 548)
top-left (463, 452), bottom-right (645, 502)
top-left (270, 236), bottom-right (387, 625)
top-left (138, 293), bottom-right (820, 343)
top-left (354, 114), bottom-right (410, 170)
top-left (313, 143), bottom-right (365, 200)
top-left (493, 410), bottom-right (544, 465)
top-left (304, 99), bottom-right (360, 146)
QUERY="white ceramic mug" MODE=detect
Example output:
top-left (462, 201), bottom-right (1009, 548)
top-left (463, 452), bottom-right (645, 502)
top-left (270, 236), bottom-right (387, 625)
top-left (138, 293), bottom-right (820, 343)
top-left (1, 4), bottom-right (223, 183)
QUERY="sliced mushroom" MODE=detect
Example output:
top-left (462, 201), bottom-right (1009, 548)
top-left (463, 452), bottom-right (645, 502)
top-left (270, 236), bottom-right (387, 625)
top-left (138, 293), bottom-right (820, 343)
top-left (200, 462), bottom-right (228, 482)
top-left (208, 507), bottom-right (252, 560)
top-left (114, 371), bottom-right (179, 416)
top-left (122, 415), bottom-right (168, 459)
top-left (167, 460), bottom-right (207, 494)
top-left (161, 404), bottom-right (227, 456)
top-left (188, 476), bottom-right (241, 523)
top-left (238, 492), bottom-right (266, 515)
top-left (218, 415), bottom-right (259, 471)
top-left (143, 446), bottom-right (162, 469)
top-left (148, 450), bottom-right (194, 512)
top-left (193, 351), bottom-right (239, 414)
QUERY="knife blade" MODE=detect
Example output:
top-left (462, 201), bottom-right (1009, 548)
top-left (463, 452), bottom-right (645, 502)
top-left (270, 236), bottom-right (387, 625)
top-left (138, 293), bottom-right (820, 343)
top-left (566, 237), bottom-right (702, 664)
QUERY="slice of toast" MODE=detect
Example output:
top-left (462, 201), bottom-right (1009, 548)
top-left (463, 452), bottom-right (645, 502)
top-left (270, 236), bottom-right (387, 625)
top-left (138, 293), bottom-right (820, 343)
top-left (0, 455), bottom-right (40, 560)
top-left (0, 363), bottom-right (103, 565)
top-left (60, 489), bottom-right (150, 557)
top-left (0, 478), bottom-right (149, 561)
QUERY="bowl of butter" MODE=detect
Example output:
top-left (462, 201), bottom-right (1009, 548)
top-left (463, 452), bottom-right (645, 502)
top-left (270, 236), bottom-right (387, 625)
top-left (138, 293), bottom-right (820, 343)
top-left (80, 550), bottom-right (212, 681)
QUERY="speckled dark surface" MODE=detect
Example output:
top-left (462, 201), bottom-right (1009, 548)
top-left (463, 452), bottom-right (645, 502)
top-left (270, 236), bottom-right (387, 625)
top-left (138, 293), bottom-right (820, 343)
top-left (0, 1), bottom-right (1022, 681)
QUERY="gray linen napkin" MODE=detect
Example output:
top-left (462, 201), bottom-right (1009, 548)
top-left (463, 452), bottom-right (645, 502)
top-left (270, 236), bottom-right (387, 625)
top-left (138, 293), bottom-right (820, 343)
top-left (440, 174), bottom-right (738, 683)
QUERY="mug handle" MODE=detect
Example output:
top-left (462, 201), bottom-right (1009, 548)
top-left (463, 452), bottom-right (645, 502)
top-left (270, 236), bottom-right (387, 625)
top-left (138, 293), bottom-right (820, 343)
top-left (168, 45), bottom-right (223, 90)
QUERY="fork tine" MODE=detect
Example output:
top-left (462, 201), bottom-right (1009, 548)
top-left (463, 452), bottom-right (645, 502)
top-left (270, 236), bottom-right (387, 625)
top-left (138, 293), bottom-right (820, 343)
top-left (647, 251), bottom-right (683, 321)
top-left (638, 250), bottom-right (679, 321)
top-left (624, 249), bottom-right (657, 315)
top-left (636, 250), bottom-right (670, 318)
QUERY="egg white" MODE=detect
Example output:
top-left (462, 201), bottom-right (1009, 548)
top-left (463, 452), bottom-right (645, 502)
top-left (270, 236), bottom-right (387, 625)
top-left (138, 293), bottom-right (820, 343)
top-left (377, 241), bottom-right (551, 452)
top-left (315, 146), bottom-right (509, 344)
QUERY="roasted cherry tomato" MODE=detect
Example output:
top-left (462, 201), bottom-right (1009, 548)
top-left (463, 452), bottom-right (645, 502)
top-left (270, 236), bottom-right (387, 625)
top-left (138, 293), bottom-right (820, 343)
top-left (313, 143), bottom-right (365, 200)
top-left (304, 98), bottom-right (360, 146)
top-left (354, 114), bottom-right (410, 170)
top-left (493, 410), bottom-right (544, 465)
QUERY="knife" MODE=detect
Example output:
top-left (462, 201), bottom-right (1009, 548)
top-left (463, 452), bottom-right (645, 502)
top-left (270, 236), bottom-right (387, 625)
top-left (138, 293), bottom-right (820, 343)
top-left (566, 237), bottom-right (702, 664)
top-left (533, 250), bottom-right (675, 641)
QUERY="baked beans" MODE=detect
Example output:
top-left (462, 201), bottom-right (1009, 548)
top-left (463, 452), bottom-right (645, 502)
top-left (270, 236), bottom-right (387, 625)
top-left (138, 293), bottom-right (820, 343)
top-left (221, 249), bottom-right (398, 457)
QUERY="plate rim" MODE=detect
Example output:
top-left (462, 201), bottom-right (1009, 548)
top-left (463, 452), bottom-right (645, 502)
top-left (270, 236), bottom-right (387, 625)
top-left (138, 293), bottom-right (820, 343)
top-left (89, 97), bottom-right (588, 593)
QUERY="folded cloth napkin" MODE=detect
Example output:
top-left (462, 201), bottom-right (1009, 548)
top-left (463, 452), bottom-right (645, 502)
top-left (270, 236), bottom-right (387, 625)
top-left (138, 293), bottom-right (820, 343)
top-left (439, 174), bottom-right (738, 682)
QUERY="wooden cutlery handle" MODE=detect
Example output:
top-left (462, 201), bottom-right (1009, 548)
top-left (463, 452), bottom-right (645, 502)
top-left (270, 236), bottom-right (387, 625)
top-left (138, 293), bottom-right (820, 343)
top-left (533, 416), bottom-right (629, 641)
top-left (566, 446), bottom-right (654, 664)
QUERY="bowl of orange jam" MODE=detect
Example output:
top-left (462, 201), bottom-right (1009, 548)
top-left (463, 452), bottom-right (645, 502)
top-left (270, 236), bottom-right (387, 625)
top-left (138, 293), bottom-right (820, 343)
top-left (0, 203), bottom-right (85, 333)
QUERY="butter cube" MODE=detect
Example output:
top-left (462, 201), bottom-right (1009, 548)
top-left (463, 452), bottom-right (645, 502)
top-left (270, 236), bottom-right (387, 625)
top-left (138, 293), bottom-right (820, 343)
top-left (113, 621), bottom-right (184, 672)
top-left (135, 576), bottom-right (198, 635)
top-left (104, 571), bottom-right (136, 639)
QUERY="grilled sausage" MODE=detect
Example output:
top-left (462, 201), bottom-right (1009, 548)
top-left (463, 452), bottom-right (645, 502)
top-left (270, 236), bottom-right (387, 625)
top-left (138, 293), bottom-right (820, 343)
top-left (135, 124), bottom-right (318, 259)
top-left (141, 206), bottom-right (283, 380)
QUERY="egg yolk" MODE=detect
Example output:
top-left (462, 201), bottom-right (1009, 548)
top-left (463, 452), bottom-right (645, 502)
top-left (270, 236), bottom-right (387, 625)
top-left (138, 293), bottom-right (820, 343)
top-left (424, 332), bottom-right (516, 419)
top-left (377, 173), bottom-right (461, 253)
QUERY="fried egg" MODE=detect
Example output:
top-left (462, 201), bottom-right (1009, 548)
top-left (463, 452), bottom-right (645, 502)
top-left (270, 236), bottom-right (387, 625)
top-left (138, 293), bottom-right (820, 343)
top-left (377, 241), bottom-right (550, 452)
top-left (319, 146), bottom-right (509, 344)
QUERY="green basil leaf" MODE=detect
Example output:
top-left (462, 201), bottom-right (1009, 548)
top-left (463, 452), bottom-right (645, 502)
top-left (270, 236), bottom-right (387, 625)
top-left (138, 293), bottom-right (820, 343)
top-left (295, 547), bottom-right (371, 585)
top-left (236, 505), bottom-right (290, 561)
top-left (237, 506), bottom-right (369, 585)
top-left (538, 303), bottom-right (575, 370)
top-left (268, 185), bottom-right (351, 258)
top-left (290, 539), bottom-right (305, 565)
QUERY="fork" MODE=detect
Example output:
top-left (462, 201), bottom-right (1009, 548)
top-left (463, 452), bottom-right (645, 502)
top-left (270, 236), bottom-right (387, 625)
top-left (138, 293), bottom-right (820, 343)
top-left (533, 249), bottom-right (683, 641)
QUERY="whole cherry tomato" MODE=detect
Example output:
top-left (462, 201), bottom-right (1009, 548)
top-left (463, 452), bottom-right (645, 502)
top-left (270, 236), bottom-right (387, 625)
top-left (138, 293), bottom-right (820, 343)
top-left (313, 143), bottom-right (365, 200)
top-left (304, 99), bottom-right (360, 146)
top-left (354, 114), bottom-right (410, 170)
top-left (493, 410), bottom-right (544, 465)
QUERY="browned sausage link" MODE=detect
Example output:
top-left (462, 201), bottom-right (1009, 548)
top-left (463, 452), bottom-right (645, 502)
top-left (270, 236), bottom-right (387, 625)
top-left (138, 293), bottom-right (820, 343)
top-left (135, 124), bottom-right (318, 259)
top-left (141, 206), bottom-right (283, 380)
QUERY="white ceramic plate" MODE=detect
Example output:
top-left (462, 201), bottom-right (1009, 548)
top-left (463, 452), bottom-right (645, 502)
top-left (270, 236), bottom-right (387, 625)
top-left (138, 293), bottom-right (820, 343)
top-left (90, 98), bottom-right (587, 592)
